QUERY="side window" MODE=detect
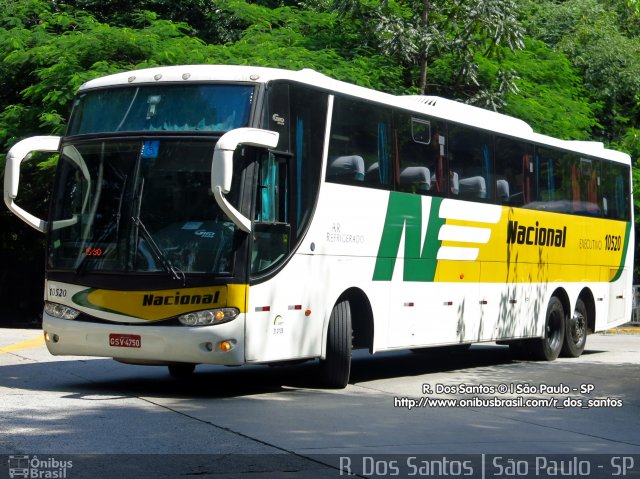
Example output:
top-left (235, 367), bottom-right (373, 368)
top-left (327, 96), bottom-right (393, 189)
top-left (252, 151), bottom-right (290, 275)
top-left (494, 137), bottom-right (533, 206)
top-left (527, 147), bottom-right (629, 220)
top-left (534, 147), bottom-right (574, 213)
top-left (571, 157), bottom-right (600, 215)
top-left (255, 152), bottom-right (288, 224)
top-left (448, 125), bottom-right (493, 201)
top-left (599, 162), bottom-right (630, 220)
top-left (289, 84), bottom-right (327, 235)
top-left (396, 114), bottom-right (446, 195)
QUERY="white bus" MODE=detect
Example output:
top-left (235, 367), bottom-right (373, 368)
top-left (4, 65), bottom-right (633, 388)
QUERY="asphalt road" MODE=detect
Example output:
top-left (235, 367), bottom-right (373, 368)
top-left (1, 328), bottom-right (639, 478)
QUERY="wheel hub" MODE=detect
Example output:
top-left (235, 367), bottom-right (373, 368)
top-left (570, 312), bottom-right (586, 343)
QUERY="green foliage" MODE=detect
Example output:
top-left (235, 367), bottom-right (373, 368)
top-left (325, 0), bottom-right (525, 101)
top-left (479, 39), bottom-right (596, 140)
top-left (520, 0), bottom-right (640, 140)
top-left (560, 18), bottom-right (640, 138)
top-left (206, 1), bottom-right (405, 91)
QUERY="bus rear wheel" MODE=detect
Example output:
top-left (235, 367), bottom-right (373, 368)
top-left (531, 296), bottom-right (565, 361)
top-left (561, 298), bottom-right (587, 358)
top-left (319, 300), bottom-right (352, 389)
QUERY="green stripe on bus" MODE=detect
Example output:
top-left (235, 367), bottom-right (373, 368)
top-left (373, 193), bottom-right (444, 282)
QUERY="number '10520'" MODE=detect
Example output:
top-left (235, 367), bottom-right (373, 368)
top-left (49, 288), bottom-right (67, 298)
top-left (605, 235), bottom-right (622, 251)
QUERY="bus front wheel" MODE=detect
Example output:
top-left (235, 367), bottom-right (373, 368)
top-left (319, 300), bottom-right (352, 389)
top-left (531, 296), bottom-right (565, 361)
top-left (561, 298), bottom-right (587, 358)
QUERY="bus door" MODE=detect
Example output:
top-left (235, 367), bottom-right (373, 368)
top-left (251, 151), bottom-right (291, 274)
top-left (244, 81), bottom-right (328, 362)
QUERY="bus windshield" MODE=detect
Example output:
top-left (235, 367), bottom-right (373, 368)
top-left (67, 84), bottom-right (255, 135)
top-left (48, 139), bottom-right (240, 276)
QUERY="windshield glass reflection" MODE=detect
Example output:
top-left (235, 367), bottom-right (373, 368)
top-left (68, 84), bottom-right (254, 135)
top-left (49, 139), bottom-right (239, 275)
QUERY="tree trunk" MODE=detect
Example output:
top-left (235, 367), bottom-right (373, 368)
top-left (418, 0), bottom-right (430, 94)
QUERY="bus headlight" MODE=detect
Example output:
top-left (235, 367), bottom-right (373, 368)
top-left (178, 308), bottom-right (239, 326)
top-left (44, 301), bottom-right (80, 320)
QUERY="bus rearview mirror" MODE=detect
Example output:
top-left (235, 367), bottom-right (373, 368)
top-left (4, 135), bottom-right (61, 232)
top-left (211, 128), bottom-right (279, 233)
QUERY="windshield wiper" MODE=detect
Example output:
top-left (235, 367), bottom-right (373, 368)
top-left (131, 216), bottom-right (185, 284)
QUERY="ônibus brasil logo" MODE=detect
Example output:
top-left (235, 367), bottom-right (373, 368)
top-left (8, 455), bottom-right (73, 478)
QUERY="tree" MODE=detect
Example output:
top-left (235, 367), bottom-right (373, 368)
top-left (520, 0), bottom-right (640, 142)
top-left (324, 0), bottom-right (525, 107)
top-left (560, 17), bottom-right (640, 141)
top-left (478, 39), bottom-right (596, 140)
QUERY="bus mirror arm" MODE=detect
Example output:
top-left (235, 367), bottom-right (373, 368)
top-left (211, 128), bottom-right (279, 233)
top-left (4, 135), bottom-right (61, 233)
top-left (212, 185), bottom-right (251, 233)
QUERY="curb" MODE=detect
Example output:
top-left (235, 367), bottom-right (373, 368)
top-left (605, 326), bottom-right (640, 334)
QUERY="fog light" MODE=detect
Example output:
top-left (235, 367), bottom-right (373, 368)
top-left (178, 308), bottom-right (239, 327)
top-left (44, 301), bottom-right (80, 320)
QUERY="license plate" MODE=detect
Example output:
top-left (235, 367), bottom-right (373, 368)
top-left (109, 333), bottom-right (141, 348)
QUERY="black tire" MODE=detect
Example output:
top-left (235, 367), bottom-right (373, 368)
top-left (561, 298), bottom-right (588, 358)
top-left (531, 296), bottom-right (565, 361)
top-left (319, 300), bottom-right (352, 389)
top-left (168, 363), bottom-right (196, 378)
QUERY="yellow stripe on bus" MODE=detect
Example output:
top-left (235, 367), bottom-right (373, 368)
top-left (72, 284), bottom-right (249, 321)
top-left (435, 204), bottom-right (628, 284)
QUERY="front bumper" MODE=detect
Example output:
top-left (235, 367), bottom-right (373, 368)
top-left (42, 312), bottom-right (245, 365)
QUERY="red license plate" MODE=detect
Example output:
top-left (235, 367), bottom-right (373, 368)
top-left (109, 333), bottom-right (141, 348)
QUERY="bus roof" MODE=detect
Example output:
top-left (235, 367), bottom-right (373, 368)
top-left (79, 64), bottom-right (630, 165)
